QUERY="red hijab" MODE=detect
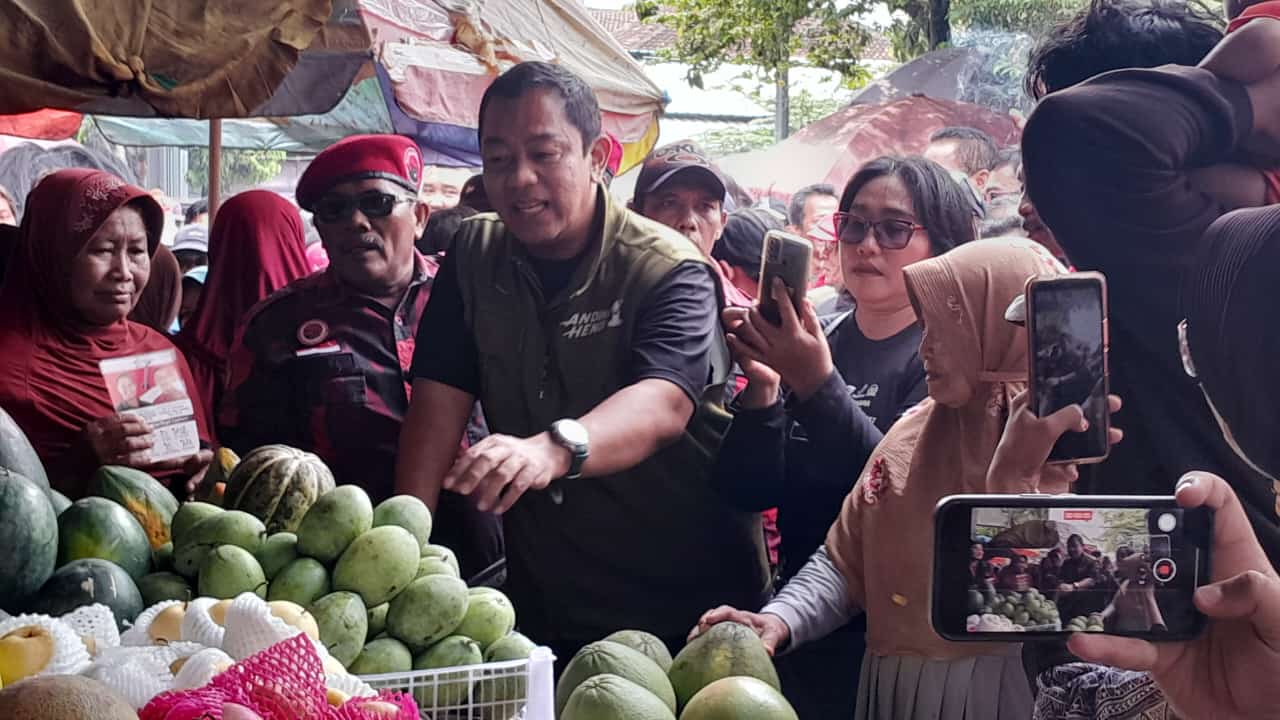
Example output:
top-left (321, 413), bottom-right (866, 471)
top-left (0, 169), bottom-right (210, 497)
top-left (129, 244), bottom-right (182, 333)
top-left (175, 190), bottom-right (310, 428)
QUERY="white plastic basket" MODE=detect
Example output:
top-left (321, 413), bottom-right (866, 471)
top-left (360, 647), bottom-right (555, 720)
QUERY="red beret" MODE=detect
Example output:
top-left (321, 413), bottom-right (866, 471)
top-left (296, 134), bottom-right (424, 211)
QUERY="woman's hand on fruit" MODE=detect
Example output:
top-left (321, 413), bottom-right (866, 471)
top-left (689, 606), bottom-right (791, 657)
top-left (987, 391), bottom-right (1123, 494)
top-left (1069, 472), bottom-right (1280, 720)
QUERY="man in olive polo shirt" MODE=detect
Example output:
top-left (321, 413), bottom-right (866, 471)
top-left (395, 61), bottom-right (769, 662)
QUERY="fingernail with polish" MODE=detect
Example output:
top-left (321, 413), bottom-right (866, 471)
top-left (1176, 474), bottom-right (1199, 493)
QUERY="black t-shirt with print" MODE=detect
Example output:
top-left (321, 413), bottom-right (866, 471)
top-left (412, 246), bottom-right (717, 406)
top-left (829, 313), bottom-right (926, 433)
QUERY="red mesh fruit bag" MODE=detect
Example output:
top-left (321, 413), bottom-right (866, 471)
top-left (140, 633), bottom-right (419, 720)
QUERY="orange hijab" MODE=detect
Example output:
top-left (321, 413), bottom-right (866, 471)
top-left (825, 238), bottom-right (1065, 658)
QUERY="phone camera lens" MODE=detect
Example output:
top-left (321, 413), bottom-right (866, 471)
top-left (1156, 512), bottom-right (1177, 533)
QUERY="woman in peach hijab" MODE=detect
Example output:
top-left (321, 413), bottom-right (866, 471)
top-left (693, 238), bottom-right (1066, 718)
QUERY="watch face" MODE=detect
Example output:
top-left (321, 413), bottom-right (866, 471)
top-left (556, 420), bottom-right (589, 448)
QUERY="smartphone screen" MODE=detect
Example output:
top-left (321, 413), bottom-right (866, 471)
top-left (933, 496), bottom-right (1211, 641)
top-left (1028, 276), bottom-right (1109, 462)
top-left (757, 230), bottom-right (811, 325)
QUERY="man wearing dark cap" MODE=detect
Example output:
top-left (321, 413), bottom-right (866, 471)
top-left (218, 134), bottom-right (502, 577)
top-left (630, 140), bottom-right (728, 258)
top-left (712, 207), bottom-right (783, 301)
top-left (396, 62), bottom-right (769, 663)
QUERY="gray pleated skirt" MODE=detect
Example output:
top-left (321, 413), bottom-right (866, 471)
top-left (854, 650), bottom-right (1033, 720)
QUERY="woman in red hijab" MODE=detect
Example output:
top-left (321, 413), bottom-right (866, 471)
top-left (174, 190), bottom-right (310, 433)
top-left (0, 169), bottom-right (212, 498)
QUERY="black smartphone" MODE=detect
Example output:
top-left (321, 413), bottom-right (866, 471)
top-left (932, 494), bottom-right (1211, 641)
top-left (1026, 273), bottom-right (1110, 463)
top-left (757, 229), bottom-right (812, 325)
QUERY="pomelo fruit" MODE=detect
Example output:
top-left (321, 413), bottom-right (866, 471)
top-left (349, 637), bottom-right (413, 675)
top-left (296, 485), bottom-right (372, 563)
top-left (372, 495), bottom-right (433, 553)
top-left (0, 469), bottom-right (57, 612)
top-left (367, 603), bottom-right (389, 638)
top-left (170, 502), bottom-right (222, 545)
top-left (453, 588), bottom-right (515, 649)
top-left (57, 496), bottom-right (151, 580)
top-left (604, 629), bottom-right (674, 672)
top-left (138, 571), bottom-right (194, 605)
top-left (198, 545), bottom-right (267, 599)
top-left (562, 674), bottom-right (676, 720)
top-left (255, 532), bottom-right (298, 580)
top-left (668, 621), bottom-right (780, 710)
top-left (556, 640), bottom-right (676, 717)
top-left (310, 591), bottom-right (367, 667)
top-left (484, 631), bottom-right (536, 662)
top-left (386, 575), bottom-right (467, 652)
top-left (174, 510), bottom-right (266, 578)
top-left (416, 556), bottom-right (459, 580)
top-left (420, 544), bottom-right (459, 575)
top-left (333, 525), bottom-right (419, 607)
top-left (268, 557), bottom-right (330, 607)
top-left (678, 676), bottom-right (798, 720)
top-left (412, 635), bottom-right (482, 706)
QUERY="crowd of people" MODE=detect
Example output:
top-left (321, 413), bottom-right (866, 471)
top-left (1, 0), bottom-right (1279, 718)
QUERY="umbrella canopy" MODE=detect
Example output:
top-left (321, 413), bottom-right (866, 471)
top-left (0, 0), bottom-right (666, 169)
top-left (715, 95), bottom-right (1020, 201)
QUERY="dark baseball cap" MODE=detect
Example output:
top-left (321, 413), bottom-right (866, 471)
top-left (634, 141), bottom-right (726, 202)
top-left (712, 207), bottom-right (785, 274)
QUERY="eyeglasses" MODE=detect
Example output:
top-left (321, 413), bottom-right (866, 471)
top-left (1178, 318), bottom-right (1276, 482)
top-left (833, 211), bottom-right (925, 250)
top-left (313, 191), bottom-right (415, 223)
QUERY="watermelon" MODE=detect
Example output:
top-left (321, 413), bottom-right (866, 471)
top-left (223, 445), bottom-right (335, 533)
top-left (30, 558), bottom-right (144, 629)
top-left (91, 465), bottom-right (179, 549)
top-left (0, 468), bottom-right (58, 612)
top-left (48, 489), bottom-right (71, 515)
top-left (0, 407), bottom-right (51, 498)
top-left (57, 497), bottom-right (152, 581)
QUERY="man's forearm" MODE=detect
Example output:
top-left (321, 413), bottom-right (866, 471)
top-left (395, 379), bottom-right (474, 512)
top-left (573, 378), bottom-right (695, 478)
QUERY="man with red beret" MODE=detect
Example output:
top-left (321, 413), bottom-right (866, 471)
top-left (218, 134), bottom-right (501, 577)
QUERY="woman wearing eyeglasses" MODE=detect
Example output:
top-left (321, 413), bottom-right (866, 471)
top-left (709, 156), bottom-right (977, 717)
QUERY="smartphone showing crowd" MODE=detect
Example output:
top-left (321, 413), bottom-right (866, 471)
top-left (932, 494), bottom-right (1212, 642)
top-left (1026, 272), bottom-right (1110, 463)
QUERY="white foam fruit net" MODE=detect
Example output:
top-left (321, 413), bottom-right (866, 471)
top-left (0, 613), bottom-right (91, 677)
top-left (59, 603), bottom-right (121, 656)
top-left (221, 593), bottom-right (303, 661)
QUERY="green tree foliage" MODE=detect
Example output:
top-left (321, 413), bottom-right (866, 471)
top-left (887, 0), bottom-right (1088, 60)
top-left (634, 0), bottom-right (875, 88)
top-left (635, 0), bottom-right (875, 139)
top-left (186, 148), bottom-right (286, 196)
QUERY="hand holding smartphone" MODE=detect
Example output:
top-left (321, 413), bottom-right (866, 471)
top-left (1026, 273), bottom-right (1110, 463)
top-left (932, 494), bottom-right (1212, 642)
top-left (757, 230), bottom-right (812, 325)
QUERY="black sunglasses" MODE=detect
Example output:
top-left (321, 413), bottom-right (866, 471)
top-left (833, 211), bottom-right (926, 250)
top-left (314, 191), bottom-right (414, 223)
